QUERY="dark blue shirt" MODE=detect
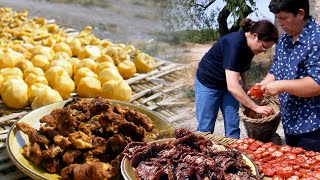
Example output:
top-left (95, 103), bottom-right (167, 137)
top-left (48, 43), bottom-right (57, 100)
top-left (270, 17), bottom-right (320, 135)
top-left (196, 31), bottom-right (254, 90)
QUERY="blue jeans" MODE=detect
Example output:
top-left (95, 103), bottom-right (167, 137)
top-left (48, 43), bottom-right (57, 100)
top-left (195, 77), bottom-right (240, 138)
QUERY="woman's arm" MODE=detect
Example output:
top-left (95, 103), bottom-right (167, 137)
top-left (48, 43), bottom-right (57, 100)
top-left (260, 73), bottom-right (275, 86)
top-left (225, 69), bottom-right (274, 115)
top-left (240, 71), bottom-right (249, 92)
top-left (262, 77), bottom-right (320, 97)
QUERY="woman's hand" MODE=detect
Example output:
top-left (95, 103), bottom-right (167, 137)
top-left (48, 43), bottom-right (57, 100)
top-left (261, 81), bottom-right (282, 96)
top-left (253, 105), bottom-right (274, 116)
top-left (247, 83), bottom-right (263, 101)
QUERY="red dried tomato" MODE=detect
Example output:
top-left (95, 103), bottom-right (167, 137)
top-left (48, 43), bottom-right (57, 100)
top-left (285, 152), bottom-right (296, 160)
top-left (263, 165), bottom-right (276, 176)
top-left (250, 85), bottom-right (263, 98)
top-left (280, 145), bottom-right (293, 153)
top-left (271, 150), bottom-right (284, 158)
top-left (305, 151), bottom-right (316, 157)
top-left (292, 147), bottom-right (304, 155)
top-left (315, 154), bottom-right (320, 161)
top-left (275, 166), bottom-right (294, 178)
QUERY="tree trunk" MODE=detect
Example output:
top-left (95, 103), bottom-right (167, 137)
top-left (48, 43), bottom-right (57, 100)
top-left (218, 4), bottom-right (253, 37)
top-left (218, 6), bottom-right (231, 37)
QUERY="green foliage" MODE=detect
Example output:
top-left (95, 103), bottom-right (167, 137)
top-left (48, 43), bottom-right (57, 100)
top-left (147, 0), bottom-right (256, 33)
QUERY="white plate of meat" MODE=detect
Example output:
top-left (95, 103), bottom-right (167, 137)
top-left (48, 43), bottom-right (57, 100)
top-left (6, 97), bottom-right (174, 180)
top-left (121, 129), bottom-right (259, 180)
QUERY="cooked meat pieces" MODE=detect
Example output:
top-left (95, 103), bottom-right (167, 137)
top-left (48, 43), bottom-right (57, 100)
top-left (124, 108), bottom-right (155, 132)
top-left (110, 153), bottom-right (124, 177)
top-left (61, 161), bottom-right (114, 180)
top-left (40, 109), bottom-right (78, 136)
top-left (61, 164), bottom-right (79, 180)
top-left (114, 104), bottom-right (156, 132)
top-left (42, 145), bottom-right (62, 159)
top-left (83, 151), bottom-right (100, 163)
top-left (63, 98), bottom-right (91, 122)
top-left (88, 96), bottom-right (112, 116)
top-left (117, 121), bottom-right (145, 141)
top-left (68, 131), bottom-right (92, 149)
top-left (107, 134), bottom-right (131, 153)
top-left (63, 149), bottom-right (82, 165)
top-left (91, 136), bottom-right (108, 155)
top-left (39, 125), bottom-right (59, 140)
top-left (54, 135), bottom-right (72, 150)
top-left (95, 109), bottom-right (126, 129)
top-left (22, 143), bottom-right (42, 165)
top-left (113, 104), bottom-right (129, 116)
top-left (42, 157), bottom-right (60, 173)
top-left (16, 122), bottom-right (50, 146)
top-left (77, 119), bottom-right (102, 135)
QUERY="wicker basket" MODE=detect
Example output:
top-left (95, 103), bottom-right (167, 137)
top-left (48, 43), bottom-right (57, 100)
top-left (239, 97), bottom-right (281, 143)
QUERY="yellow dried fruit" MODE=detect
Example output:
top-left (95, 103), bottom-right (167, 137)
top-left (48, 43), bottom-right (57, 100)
top-left (67, 57), bottom-right (80, 76)
top-left (101, 79), bottom-right (132, 102)
top-left (0, 50), bottom-right (24, 68)
top-left (31, 88), bottom-right (63, 110)
top-left (74, 58), bottom-right (97, 73)
top-left (98, 68), bottom-right (123, 85)
top-left (95, 55), bottom-right (114, 64)
top-left (23, 67), bottom-right (44, 79)
top-left (133, 53), bottom-right (156, 73)
top-left (94, 61), bottom-right (117, 75)
top-left (16, 59), bottom-right (34, 72)
top-left (53, 52), bottom-right (70, 61)
top-left (0, 74), bottom-right (3, 94)
top-left (0, 67), bottom-right (23, 79)
top-left (52, 75), bottom-right (75, 100)
top-left (78, 45), bottom-right (101, 60)
top-left (31, 45), bottom-right (54, 60)
top-left (31, 54), bottom-right (50, 71)
top-left (1, 78), bottom-right (28, 109)
top-left (102, 46), bottom-right (129, 65)
top-left (73, 67), bottom-right (98, 87)
top-left (24, 74), bottom-right (48, 87)
top-left (47, 59), bottom-right (73, 77)
top-left (124, 45), bottom-right (136, 55)
top-left (52, 42), bottom-right (72, 57)
top-left (45, 66), bottom-right (69, 87)
top-left (68, 38), bottom-right (81, 57)
top-left (28, 83), bottom-right (51, 104)
top-left (117, 60), bottom-right (136, 79)
top-left (77, 77), bottom-right (101, 98)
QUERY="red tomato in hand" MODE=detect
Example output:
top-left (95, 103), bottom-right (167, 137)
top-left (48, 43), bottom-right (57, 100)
top-left (250, 85), bottom-right (263, 98)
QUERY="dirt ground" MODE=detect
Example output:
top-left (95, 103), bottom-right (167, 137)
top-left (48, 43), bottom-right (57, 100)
top-left (0, 0), bottom-right (285, 141)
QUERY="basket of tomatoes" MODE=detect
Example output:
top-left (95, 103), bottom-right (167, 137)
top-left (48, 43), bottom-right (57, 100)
top-left (239, 85), bottom-right (281, 143)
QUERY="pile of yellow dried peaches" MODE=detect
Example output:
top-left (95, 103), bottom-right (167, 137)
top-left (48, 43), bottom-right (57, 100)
top-left (0, 8), bottom-right (157, 110)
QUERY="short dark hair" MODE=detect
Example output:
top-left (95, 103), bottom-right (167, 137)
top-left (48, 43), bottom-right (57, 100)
top-left (240, 18), bottom-right (279, 43)
top-left (269, 0), bottom-right (310, 19)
